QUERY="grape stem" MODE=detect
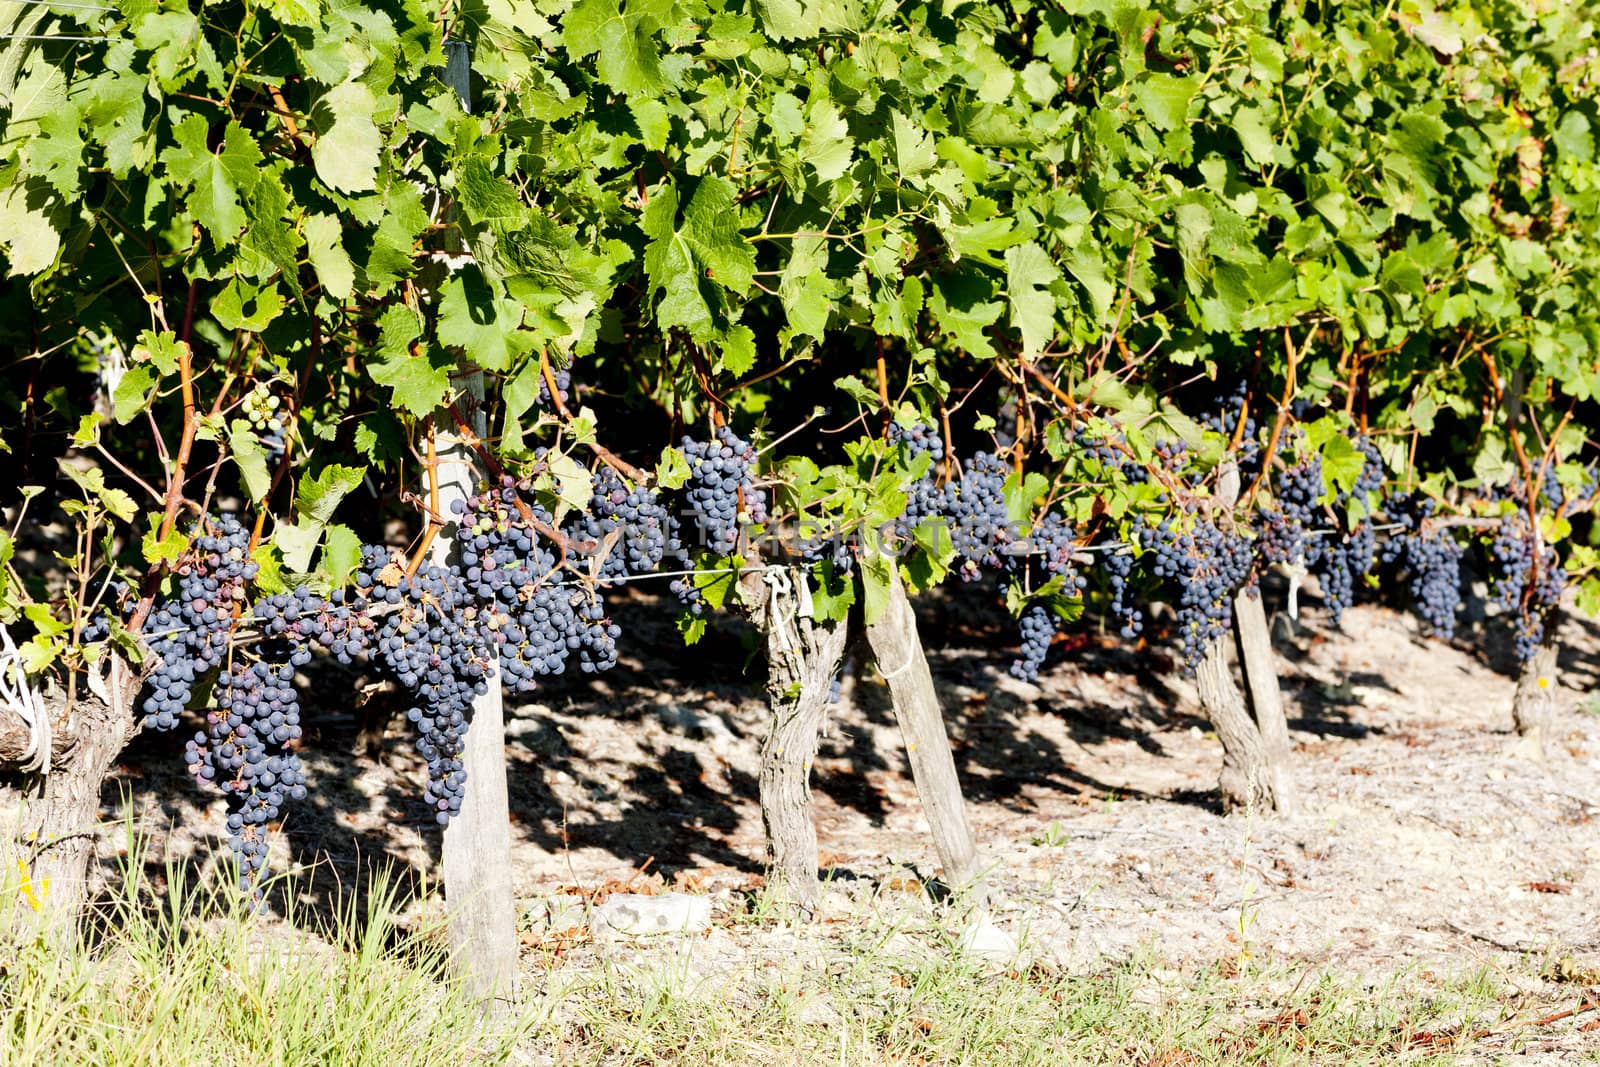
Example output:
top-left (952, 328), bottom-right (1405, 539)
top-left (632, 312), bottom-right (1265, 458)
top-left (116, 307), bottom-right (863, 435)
top-left (405, 429), bottom-right (444, 579)
top-left (1243, 325), bottom-right (1301, 506)
top-left (537, 350), bottom-right (651, 484)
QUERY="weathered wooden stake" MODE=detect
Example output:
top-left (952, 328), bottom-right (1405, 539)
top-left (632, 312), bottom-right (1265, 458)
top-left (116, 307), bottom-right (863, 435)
top-left (1232, 589), bottom-right (1297, 814)
top-left (434, 39), bottom-right (517, 1007)
top-left (862, 559), bottom-right (982, 896)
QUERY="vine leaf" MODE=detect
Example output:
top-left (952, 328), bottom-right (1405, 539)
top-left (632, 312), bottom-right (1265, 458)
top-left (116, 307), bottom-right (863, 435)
top-left (160, 116), bottom-right (261, 241)
top-left (563, 0), bottom-right (667, 97)
top-left (311, 82), bottom-right (382, 194)
top-left (1005, 241), bottom-right (1060, 356)
top-left (228, 420), bottom-right (272, 501)
top-left (0, 180), bottom-right (60, 276)
top-left (304, 214), bottom-right (355, 300)
top-left (801, 97), bottom-right (853, 182)
top-left (437, 269), bottom-right (537, 371)
top-left (642, 176), bottom-right (755, 339)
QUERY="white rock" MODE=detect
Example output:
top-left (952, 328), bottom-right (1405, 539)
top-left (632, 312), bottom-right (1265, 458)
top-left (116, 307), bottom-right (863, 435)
top-left (956, 918), bottom-right (1019, 964)
top-left (593, 892), bottom-right (713, 938)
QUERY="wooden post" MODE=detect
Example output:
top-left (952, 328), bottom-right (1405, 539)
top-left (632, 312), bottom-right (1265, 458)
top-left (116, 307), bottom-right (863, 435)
top-left (434, 39), bottom-right (517, 1007)
top-left (739, 566), bottom-right (849, 912)
top-left (1232, 589), bottom-right (1297, 814)
top-left (862, 558), bottom-right (983, 896)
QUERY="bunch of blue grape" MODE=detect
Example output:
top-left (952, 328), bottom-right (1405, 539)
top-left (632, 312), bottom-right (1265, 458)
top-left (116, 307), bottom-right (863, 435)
top-left (938, 450), bottom-right (1016, 580)
top-left (456, 480), bottom-right (622, 686)
top-left (242, 382), bottom-right (292, 464)
top-left (1000, 513), bottom-right (1087, 681)
top-left (1378, 496), bottom-right (1463, 638)
top-left (128, 514), bottom-right (314, 887)
top-left (349, 545), bottom-right (495, 824)
top-left (139, 514), bottom-right (257, 731)
top-left (892, 427), bottom-right (948, 551)
top-left (1012, 605), bottom-right (1056, 682)
top-left (1318, 523), bottom-right (1375, 623)
top-left (1154, 439), bottom-right (1188, 471)
top-left (1487, 514), bottom-right (1565, 661)
top-left (1072, 423), bottom-right (1148, 483)
top-left (574, 466), bottom-right (671, 582)
top-left (1102, 547), bottom-right (1143, 639)
top-left (678, 428), bottom-right (768, 556)
top-left (1138, 512), bottom-right (1253, 671)
top-left (1257, 454), bottom-right (1323, 567)
top-left (1306, 436), bottom-right (1382, 624)
top-left (185, 652), bottom-right (308, 882)
top-left (539, 366), bottom-right (571, 409)
top-left (889, 420), bottom-right (944, 463)
top-left (1202, 384), bottom-right (1262, 473)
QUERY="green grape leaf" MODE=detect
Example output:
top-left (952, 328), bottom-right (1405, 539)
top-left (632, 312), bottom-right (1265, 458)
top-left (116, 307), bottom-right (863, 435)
top-left (437, 269), bottom-right (537, 371)
top-left (563, 0), bottom-right (666, 96)
top-left (295, 463), bottom-right (366, 527)
top-left (228, 418), bottom-right (273, 501)
top-left (311, 82), bottom-right (382, 194)
top-left (160, 116), bottom-right (262, 241)
top-left (656, 446), bottom-right (692, 489)
top-left (113, 364), bottom-right (160, 424)
top-left (304, 213), bottom-right (355, 300)
top-left (859, 551), bottom-right (893, 628)
top-left (142, 519), bottom-right (189, 566)
top-left (0, 180), bottom-right (61, 277)
top-left (320, 524), bottom-right (363, 586)
top-left (1005, 241), bottom-right (1060, 356)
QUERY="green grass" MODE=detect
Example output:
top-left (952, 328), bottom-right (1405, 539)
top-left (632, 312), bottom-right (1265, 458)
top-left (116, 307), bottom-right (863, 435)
top-left (525, 922), bottom-right (1522, 1066)
top-left (0, 843), bottom-right (528, 1066)
top-left (0, 845), bottom-right (1567, 1067)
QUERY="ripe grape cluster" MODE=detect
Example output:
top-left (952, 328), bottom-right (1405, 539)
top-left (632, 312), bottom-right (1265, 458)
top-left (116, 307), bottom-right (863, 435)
top-left (140, 515), bottom-right (256, 731)
top-left (1138, 512), bottom-right (1253, 671)
top-left (1379, 497), bottom-right (1463, 638)
top-left (888, 420), bottom-right (944, 462)
top-left (575, 466), bottom-right (672, 582)
top-left (1012, 606), bottom-right (1056, 682)
top-left (456, 480), bottom-right (622, 685)
top-left (939, 450), bottom-right (1015, 579)
top-left (1487, 515), bottom-right (1565, 661)
top-left (539, 367), bottom-right (571, 410)
top-left (1258, 454), bottom-right (1322, 567)
top-left (351, 548), bottom-right (496, 824)
top-left (678, 428), bottom-right (769, 556)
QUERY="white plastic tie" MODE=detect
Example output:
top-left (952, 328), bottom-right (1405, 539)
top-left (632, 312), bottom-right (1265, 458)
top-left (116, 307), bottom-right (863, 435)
top-left (1282, 556), bottom-right (1308, 621)
top-left (0, 626), bottom-right (49, 776)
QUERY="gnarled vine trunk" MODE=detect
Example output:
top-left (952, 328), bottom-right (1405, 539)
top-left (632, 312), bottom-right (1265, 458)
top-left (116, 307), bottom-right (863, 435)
top-left (1194, 633), bottom-right (1282, 813)
top-left (739, 566), bottom-right (849, 912)
top-left (1, 654), bottom-right (145, 935)
top-left (1512, 612), bottom-right (1560, 759)
top-left (862, 560), bottom-right (983, 898)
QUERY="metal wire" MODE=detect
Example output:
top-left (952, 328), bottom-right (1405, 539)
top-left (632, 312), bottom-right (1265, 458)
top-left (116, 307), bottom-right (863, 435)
top-left (1, 1), bottom-right (117, 10)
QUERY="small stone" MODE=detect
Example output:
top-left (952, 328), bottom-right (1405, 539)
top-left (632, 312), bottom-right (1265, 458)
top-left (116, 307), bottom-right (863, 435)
top-left (505, 711), bottom-right (567, 754)
top-left (593, 892), bottom-right (713, 938)
top-left (956, 918), bottom-right (1019, 964)
top-left (656, 704), bottom-right (738, 747)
